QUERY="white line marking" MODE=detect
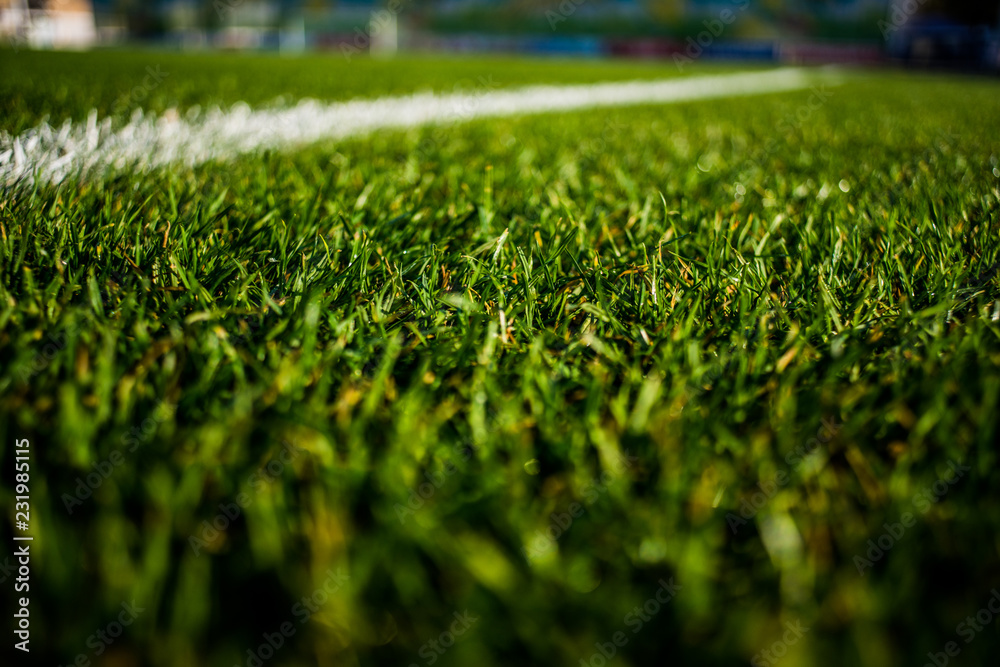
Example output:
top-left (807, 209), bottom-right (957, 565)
top-left (0, 67), bottom-right (841, 187)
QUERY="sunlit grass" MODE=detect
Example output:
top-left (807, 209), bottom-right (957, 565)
top-left (1, 54), bottom-right (999, 667)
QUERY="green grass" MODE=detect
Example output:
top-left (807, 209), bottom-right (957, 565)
top-left (1, 52), bottom-right (1000, 667)
top-left (0, 48), bottom-right (755, 136)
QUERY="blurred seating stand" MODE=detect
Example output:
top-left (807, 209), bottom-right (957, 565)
top-left (0, 0), bottom-right (96, 50)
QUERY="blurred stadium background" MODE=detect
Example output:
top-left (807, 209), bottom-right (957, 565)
top-left (2, 0), bottom-right (999, 69)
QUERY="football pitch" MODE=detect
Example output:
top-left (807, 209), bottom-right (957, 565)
top-left (1, 50), bottom-right (1000, 667)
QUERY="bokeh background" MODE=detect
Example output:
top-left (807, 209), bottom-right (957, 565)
top-left (2, 0), bottom-right (999, 69)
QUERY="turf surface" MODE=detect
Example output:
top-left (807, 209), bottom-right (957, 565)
top-left (1, 52), bottom-right (1000, 667)
top-left (0, 49), bottom-right (754, 136)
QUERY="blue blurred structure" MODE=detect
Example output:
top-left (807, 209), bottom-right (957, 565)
top-left (887, 16), bottom-right (998, 70)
